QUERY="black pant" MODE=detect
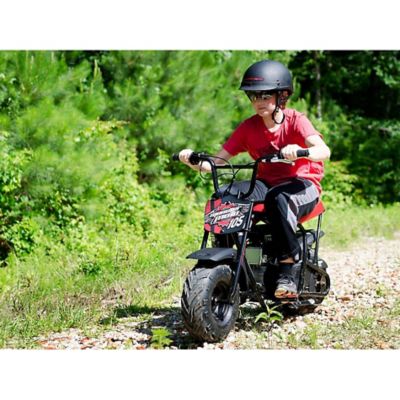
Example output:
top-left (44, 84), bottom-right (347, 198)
top-left (218, 178), bottom-right (319, 261)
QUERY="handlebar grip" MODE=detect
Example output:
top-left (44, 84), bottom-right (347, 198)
top-left (188, 152), bottom-right (201, 165)
top-left (296, 149), bottom-right (310, 158)
top-left (171, 152), bottom-right (201, 165)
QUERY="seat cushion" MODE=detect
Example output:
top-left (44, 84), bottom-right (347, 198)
top-left (252, 200), bottom-right (325, 223)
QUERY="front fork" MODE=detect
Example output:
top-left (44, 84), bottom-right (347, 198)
top-left (230, 202), bottom-right (266, 309)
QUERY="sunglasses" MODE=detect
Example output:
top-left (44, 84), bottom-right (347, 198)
top-left (245, 91), bottom-right (275, 102)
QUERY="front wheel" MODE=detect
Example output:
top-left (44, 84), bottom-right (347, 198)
top-left (181, 264), bottom-right (239, 343)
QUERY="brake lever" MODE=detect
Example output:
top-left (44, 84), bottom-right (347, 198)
top-left (267, 155), bottom-right (295, 165)
top-left (271, 158), bottom-right (294, 165)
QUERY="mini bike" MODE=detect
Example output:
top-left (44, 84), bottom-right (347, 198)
top-left (172, 151), bottom-right (330, 342)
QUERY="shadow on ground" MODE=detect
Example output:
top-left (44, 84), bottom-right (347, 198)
top-left (100, 302), bottom-right (298, 349)
top-left (100, 303), bottom-right (197, 348)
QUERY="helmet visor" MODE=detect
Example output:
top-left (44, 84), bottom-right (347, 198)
top-left (245, 90), bottom-right (275, 102)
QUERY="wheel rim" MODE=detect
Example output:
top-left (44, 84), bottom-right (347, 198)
top-left (211, 282), bottom-right (232, 322)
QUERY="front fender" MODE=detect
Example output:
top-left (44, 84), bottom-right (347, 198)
top-left (187, 247), bottom-right (237, 263)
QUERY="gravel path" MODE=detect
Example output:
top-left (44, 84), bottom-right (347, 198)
top-left (36, 233), bottom-right (400, 349)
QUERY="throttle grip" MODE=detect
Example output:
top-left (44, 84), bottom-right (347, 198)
top-left (188, 152), bottom-right (201, 165)
top-left (171, 152), bottom-right (201, 165)
top-left (296, 149), bottom-right (310, 158)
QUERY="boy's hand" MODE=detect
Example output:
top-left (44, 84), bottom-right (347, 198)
top-left (281, 144), bottom-right (303, 161)
top-left (179, 149), bottom-right (194, 165)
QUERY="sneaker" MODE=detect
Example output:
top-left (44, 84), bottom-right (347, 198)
top-left (274, 275), bottom-right (298, 299)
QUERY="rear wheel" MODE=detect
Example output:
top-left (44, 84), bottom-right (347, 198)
top-left (181, 264), bottom-right (239, 343)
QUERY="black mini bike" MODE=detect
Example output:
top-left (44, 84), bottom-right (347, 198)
top-left (173, 151), bottom-right (330, 342)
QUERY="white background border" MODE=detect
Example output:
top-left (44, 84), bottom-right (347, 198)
top-left (0, 1), bottom-right (397, 398)
top-left (0, 0), bottom-right (398, 49)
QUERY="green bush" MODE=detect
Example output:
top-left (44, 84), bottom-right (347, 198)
top-left (322, 160), bottom-right (362, 207)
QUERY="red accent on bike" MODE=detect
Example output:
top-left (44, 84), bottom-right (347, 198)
top-left (204, 198), bottom-right (227, 233)
top-left (214, 225), bottom-right (222, 234)
top-left (205, 200), bottom-right (212, 214)
top-left (299, 200), bottom-right (325, 223)
top-left (253, 203), bottom-right (265, 213)
top-left (252, 200), bottom-right (325, 223)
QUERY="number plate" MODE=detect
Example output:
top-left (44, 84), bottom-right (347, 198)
top-left (204, 195), bottom-right (251, 234)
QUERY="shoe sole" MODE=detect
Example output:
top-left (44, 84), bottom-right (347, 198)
top-left (274, 288), bottom-right (298, 299)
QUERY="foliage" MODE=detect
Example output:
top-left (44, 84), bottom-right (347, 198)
top-left (289, 50), bottom-right (400, 204)
top-left (150, 327), bottom-right (173, 349)
top-left (0, 131), bottom-right (32, 254)
top-left (98, 50), bottom-right (293, 179)
top-left (322, 160), bottom-right (361, 207)
top-left (255, 304), bottom-right (284, 327)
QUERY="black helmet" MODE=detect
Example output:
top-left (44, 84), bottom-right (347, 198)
top-left (239, 60), bottom-right (293, 94)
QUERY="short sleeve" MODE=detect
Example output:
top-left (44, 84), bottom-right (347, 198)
top-left (223, 121), bottom-right (248, 156)
top-left (294, 113), bottom-right (322, 140)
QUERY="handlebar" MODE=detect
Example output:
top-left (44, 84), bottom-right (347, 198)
top-left (172, 149), bottom-right (309, 165)
top-left (172, 149), bottom-right (310, 199)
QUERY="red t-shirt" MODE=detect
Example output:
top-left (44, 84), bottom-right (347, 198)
top-left (223, 109), bottom-right (324, 193)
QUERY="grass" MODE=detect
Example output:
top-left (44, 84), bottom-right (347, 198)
top-left (0, 205), bottom-right (202, 348)
top-left (301, 303), bottom-right (400, 349)
top-left (0, 202), bottom-right (399, 348)
top-left (240, 301), bottom-right (400, 350)
top-left (313, 202), bottom-right (400, 249)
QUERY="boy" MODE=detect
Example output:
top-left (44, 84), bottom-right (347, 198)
top-left (178, 59), bottom-right (330, 299)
